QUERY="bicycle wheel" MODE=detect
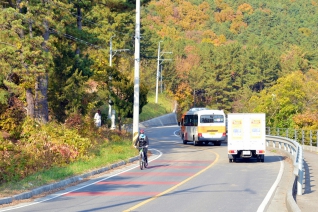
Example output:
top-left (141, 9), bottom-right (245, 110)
top-left (139, 152), bottom-right (144, 170)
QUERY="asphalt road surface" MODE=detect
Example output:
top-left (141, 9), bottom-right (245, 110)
top-left (1, 126), bottom-right (283, 212)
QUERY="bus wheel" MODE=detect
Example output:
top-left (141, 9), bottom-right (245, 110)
top-left (182, 136), bottom-right (187, 144)
top-left (193, 137), bottom-right (197, 146)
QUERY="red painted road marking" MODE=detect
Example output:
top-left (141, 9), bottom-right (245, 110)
top-left (65, 191), bottom-right (159, 196)
top-left (121, 172), bottom-right (193, 176)
top-left (97, 181), bottom-right (179, 185)
top-left (148, 166), bottom-right (206, 169)
top-left (152, 160), bottom-right (213, 163)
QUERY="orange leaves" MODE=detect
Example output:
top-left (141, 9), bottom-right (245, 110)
top-left (148, 0), bottom-right (210, 31)
top-left (214, 3), bottom-right (252, 34)
top-left (293, 112), bottom-right (318, 129)
top-left (230, 20), bottom-right (248, 34)
top-left (214, 7), bottom-right (235, 22)
top-left (238, 3), bottom-right (254, 15)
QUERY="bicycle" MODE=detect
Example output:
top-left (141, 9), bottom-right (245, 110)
top-left (138, 146), bottom-right (148, 170)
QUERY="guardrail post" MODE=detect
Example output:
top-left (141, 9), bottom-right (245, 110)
top-left (302, 130), bottom-right (304, 145)
top-left (310, 130), bottom-right (312, 146)
top-left (279, 141), bottom-right (282, 149)
top-left (272, 141), bottom-right (275, 148)
top-left (297, 146), bottom-right (303, 195)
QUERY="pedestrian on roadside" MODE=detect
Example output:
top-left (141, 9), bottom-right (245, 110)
top-left (94, 109), bottom-right (101, 127)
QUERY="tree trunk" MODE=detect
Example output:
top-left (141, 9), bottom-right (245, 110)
top-left (75, 6), bottom-right (82, 55)
top-left (26, 88), bottom-right (35, 118)
top-left (35, 74), bottom-right (49, 123)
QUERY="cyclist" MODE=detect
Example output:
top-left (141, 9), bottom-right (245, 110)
top-left (134, 129), bottom-right (149, 163)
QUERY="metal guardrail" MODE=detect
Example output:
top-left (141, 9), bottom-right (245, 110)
top-left (265, 135), bottom-right (303, 196)
top-left (267, 127), bottom-right (318, 147)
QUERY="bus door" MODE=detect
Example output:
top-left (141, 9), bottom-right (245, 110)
top-left (184, 114), bottom-right (198, 140)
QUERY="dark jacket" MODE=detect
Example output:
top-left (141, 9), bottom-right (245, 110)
top-left (134, 133), bottom-right (149, 147)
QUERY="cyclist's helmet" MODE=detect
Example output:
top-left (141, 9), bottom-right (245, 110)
top-left (140, 129), bottom-right (145, 134)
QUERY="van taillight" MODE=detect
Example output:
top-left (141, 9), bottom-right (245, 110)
top-left (198, 133), bottom-right (202, 137)
top-left (229, 150), bottom-right (235, 153)
top-left (222, 132), bottom-right (226, 136)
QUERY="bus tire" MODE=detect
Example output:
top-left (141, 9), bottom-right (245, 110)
top-left (193, 137), bottom-right (197, 146)
top-left (183, 138), bottom-right (187, 144)
top-left (182, 135), bottom-right (187, 144)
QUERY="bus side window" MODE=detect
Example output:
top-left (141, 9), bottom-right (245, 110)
top-left (194, 115), bottom-right (198, 126)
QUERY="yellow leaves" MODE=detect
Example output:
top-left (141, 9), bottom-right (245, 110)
top-left (212, 34), bottom-right (227, 46)
top-left (214, 7), bottom-right (235, 23)
top-left (14, 41), bottom-right (22, 50)
top-left (298, 28), bottom-right (312, 36)
top-left (238, 3), bottom-right (254, 15)
top-left (293, 112), bottom-right (318, 130)
top-left (158, 26), bottom-right (181, 40)
top-left (150, 0), bottom-right (210, 31)
top-left (214, 3), bottom-right (250, 34)
top-left (230, 20), bottom-right (248, 34)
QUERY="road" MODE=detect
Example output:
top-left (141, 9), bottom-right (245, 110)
top-left (1, 126), bottom-right (283, 212)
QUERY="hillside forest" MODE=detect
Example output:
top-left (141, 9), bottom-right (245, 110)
top-left (1, 0), bottom-right (318, 139)
top-left (1, 0), bottom-right (318, 183)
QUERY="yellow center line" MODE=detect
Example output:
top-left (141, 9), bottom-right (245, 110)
top-left (123, 150), bottom-right (219, 212)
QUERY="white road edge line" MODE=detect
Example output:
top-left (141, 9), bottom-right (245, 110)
top-left (257, 158), bottom-right (284, 212)
top-left (0, 149), bottom-right (163, 212)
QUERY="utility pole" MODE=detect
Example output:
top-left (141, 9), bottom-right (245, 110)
top-left (160, 65), bottom-right (163, 93)
top-left (133, 0), bottom-right (140, 141)
top-left (155, 42), bottom-right (172, 103)
top-left (109, 35), bottom-right (129, 129)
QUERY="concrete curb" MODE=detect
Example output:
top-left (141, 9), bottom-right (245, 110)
top-left (0, 156), bottom-right (139, 206)
top-left (286, 177), bottom-right (301, 212)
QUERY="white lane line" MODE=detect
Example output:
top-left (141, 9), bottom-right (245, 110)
top-left (174, 129), bottom-right (181, 137)
top-left (149, 125), bottom-right (179, 129)
top-left (0, 149), bottom-right (163, 212)
top-left (257, 158), bottom-right (284, 212)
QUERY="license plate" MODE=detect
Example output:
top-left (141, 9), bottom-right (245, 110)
top-left (243, 151), bottom-right (250, 155)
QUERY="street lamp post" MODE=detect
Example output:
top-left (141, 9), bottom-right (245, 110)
top-left (133, 0), bottom-right (141, 141)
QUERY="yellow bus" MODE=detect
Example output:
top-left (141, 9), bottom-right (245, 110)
top-left (179, 108), bottom-right (227, 146)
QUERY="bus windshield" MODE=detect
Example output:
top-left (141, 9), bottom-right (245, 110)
top-left (200, 114), bottom-right (224, 123)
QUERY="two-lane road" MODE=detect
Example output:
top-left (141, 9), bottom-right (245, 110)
top-left (1, 126), bottom-right (283, 212)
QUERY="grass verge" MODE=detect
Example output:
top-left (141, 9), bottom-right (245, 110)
top-left (0, 139), bottom-right (137, 198)
top-left (140, 92), bottom-right (175, 121)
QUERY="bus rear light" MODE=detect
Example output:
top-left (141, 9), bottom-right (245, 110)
top-left (257, 150), bottom-right (265, 154)
top-left (222, 132), bottom-right (226, 137)
top-left (229, 150), bottom-right (237, 154)
top-left (198, 133), bottom-right (202, 137)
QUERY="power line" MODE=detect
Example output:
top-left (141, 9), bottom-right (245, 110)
top-left (49, 28), bottom-right (100, 49)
